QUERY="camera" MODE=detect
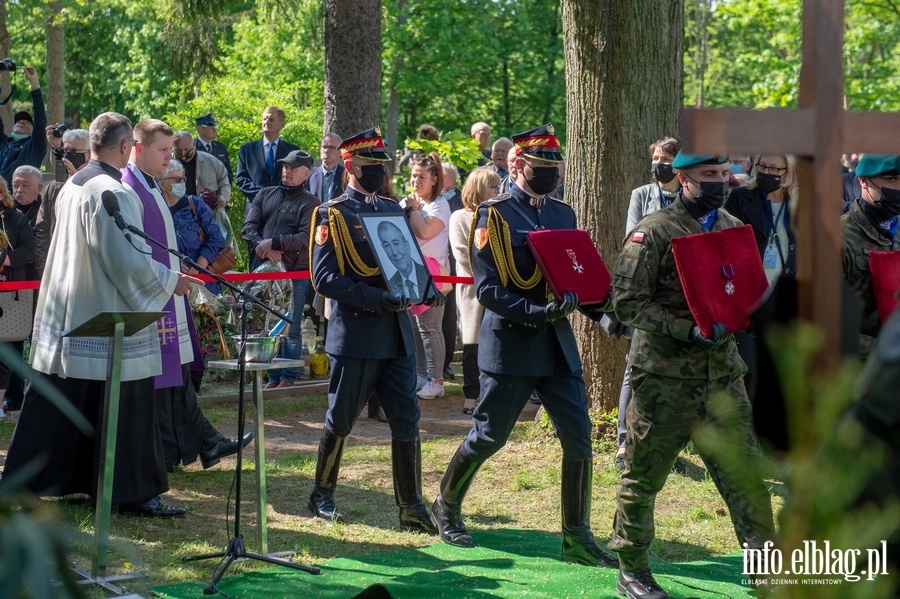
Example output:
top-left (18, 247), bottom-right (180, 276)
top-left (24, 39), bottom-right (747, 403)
top-left (51, 124), bottom-right (68, 138)
top-left (0, 58), bottom-right (18, 72)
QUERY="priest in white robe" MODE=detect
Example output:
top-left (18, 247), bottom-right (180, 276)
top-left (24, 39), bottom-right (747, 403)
top-left (3, 112), bottom-right (197, 518)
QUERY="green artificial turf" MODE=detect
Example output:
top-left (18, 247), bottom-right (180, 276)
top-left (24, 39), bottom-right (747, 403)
top-left (153, 528), bottom-right (754, 599)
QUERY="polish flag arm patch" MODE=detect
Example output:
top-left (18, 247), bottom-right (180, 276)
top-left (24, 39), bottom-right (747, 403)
top-left (631, 231), bottom-right (645, 243)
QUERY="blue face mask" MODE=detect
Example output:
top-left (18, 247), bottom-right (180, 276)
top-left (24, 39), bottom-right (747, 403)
top-left (441, 189), bottom-right (455, 200)
top-left (9, 133), bottom-right (28, 141)
top-left (169, 183), bottom-right (186, 198)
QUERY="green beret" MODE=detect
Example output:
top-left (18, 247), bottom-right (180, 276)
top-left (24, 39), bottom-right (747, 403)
top-left (671, 150), bottom-right (730, 170)
top-left (855, 155), bottom-right (900, 178)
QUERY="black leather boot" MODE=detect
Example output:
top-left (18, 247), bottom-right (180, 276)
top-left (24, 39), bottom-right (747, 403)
top-left (561, 458), bottom-right (620, 568)
top-left (391, 437), bottom-right (437, 533)
top-left (430, 446), bottom-right (482, 547)
top-left (308, 429), bottom-right (347, 522)
top-left (617, 568), bottom-right (669, 599)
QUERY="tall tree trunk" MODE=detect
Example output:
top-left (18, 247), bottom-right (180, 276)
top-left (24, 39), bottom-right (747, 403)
top-left (561, 0), bottom-right (683, 411)
top-left (0, 0), bottom-right (11, 134)
top-left (384, 0), bottom-right (406, 164)
top-left (45, 0), bottom-right (64, 125)
top-left (323, 0), bottom-right (382, 138)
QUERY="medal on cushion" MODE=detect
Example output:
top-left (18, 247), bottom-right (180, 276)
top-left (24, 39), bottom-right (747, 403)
top-left (567, 249), bottom-right (583, 273)
top-left (722, 264), bottom-right (735, 295)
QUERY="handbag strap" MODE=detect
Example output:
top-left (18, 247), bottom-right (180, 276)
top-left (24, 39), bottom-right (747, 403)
top-left (186, 195), bottom-right (206, 243)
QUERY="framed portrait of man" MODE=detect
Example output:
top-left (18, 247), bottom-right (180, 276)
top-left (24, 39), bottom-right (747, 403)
top-left (358, 213), bottom-right (431, 305)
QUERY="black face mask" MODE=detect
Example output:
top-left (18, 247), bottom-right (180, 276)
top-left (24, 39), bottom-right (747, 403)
top-left (525, 165), bottom-right (559, 196)
top-left (65, 150), bottom-right (87, 170)
top-left (756, 173), bottom-right (782, 194)
top-left (356, 164), bottom-right (385, 194)
top-left (873, 183), bottom-right (900, 218)
top-left (651, 162), bottom-right (676, 184)
top-left (686, 178), bottom-right (728, 211)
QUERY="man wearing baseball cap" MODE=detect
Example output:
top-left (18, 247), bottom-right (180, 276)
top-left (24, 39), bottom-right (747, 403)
top-left (0, 66), bottom-right (47, 185)
top-left (241, 149), bottom-right (321, 387)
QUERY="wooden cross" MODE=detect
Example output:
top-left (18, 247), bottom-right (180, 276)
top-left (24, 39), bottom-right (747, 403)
top-left (680, 0), bottom-right (900, 369)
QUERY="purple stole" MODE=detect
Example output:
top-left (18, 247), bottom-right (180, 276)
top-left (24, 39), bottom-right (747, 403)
top-left (121, 167), bottom-right (204, 389)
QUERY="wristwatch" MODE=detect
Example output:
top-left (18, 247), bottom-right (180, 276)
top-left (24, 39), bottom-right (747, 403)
top-left (404, 206), bottom-right (417, 218)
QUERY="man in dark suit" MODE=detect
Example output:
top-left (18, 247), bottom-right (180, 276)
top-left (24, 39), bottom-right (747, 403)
top-left (430, 125), bottom-right (618, 571)
top-left (195, 113), bottom-right (233, 183)
top-left (377, 220), bottom-right (429, 301)
top-left (305, 133), bottom-right (345, 202)
top-left (308, 126), bottom-right (444, 531)
top-left (235, 106), bottom-right (299, 206)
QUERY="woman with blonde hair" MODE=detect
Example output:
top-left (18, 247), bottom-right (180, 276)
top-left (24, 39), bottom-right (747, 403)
top-left (0, 177), bottom-right (36, 416)
top-left (724, 153), bottom-right (798, 453)
top-left (403, 152), bottom-right (452, 399)
top-left (448, 169), bottom-right (500, 414)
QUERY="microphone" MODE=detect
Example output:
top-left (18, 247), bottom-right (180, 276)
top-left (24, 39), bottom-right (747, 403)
top-left (100, 190), bottom-right (131, 242)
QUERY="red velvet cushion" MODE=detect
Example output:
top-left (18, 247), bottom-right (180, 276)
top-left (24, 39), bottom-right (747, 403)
top-left (526, 229), bottom-right (611, 305)
top-left (868, 250), bottom-right (900, 324)
top-left (671, 224), bottom-right (769, 337)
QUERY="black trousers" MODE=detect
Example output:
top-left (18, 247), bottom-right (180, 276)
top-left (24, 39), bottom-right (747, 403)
top-left (440, 287), bottom-right (458, 372)
top-left (155, 364), bottom-right (221, 468)
top-left (4, 373), bottom-right (169, 505)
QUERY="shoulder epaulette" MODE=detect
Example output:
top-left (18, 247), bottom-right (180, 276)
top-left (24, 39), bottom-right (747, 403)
top-left (482, 193), bottom-right (512, 207)
top-left (324, 194), bottom-right (350, 206)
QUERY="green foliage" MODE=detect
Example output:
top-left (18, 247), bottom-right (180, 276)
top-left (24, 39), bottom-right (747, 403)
top-left (407, 131), bottom-right (484, 173)
top-left (383, 0), bottom-right (566, 143)
top-left (684, 0), bottom-right (900, 111)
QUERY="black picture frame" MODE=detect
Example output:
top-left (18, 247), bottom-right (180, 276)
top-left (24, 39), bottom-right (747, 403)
top-left (358, 212), bottom-right (432, 305)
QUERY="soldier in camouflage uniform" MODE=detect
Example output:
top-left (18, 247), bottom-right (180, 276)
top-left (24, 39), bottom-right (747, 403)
top-left (840, 154), bottom-right (900, 358)
top-left (608, 152), bottom-right (775, 599)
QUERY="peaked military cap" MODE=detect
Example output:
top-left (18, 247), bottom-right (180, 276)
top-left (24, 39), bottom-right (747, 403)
top-left (277, 149), bottom-right (314, 169)
top-left (671, 150), bottom-right (730, 170)
top-left (339, 126), bottom-right (391, 161)
top-left (512, 124), bottom-right (564, 163)
top-left (855, 154), bottom-right (900, 178)
top-left (195, 113), bottom-right (217, 127)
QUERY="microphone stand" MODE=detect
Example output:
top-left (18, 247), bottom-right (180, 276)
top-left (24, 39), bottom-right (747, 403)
top-left (123, 225), bottom-right (320, 591)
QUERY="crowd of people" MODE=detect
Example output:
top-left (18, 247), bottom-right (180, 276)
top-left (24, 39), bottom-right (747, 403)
top-left (0, 64), bottom-right (896, 599)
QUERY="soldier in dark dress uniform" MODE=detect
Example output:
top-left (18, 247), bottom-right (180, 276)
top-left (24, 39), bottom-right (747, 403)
top-left (308, 127), bottom-right (444, 532)
top-left (430, 125), bottom-right (619, 569)
top-left (841, 154), bottom-right (900, 358)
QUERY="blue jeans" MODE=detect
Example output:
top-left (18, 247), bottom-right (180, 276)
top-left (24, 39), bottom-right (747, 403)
top-left (268, 278), bottom-right (309, 383)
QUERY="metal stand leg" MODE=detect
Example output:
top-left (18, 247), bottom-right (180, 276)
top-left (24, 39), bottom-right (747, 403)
top-left (182, 303), bottom-right (319, 593)
top-left (71, 317), bottom-right (148, 594)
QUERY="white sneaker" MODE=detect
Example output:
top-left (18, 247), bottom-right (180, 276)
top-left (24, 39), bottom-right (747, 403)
top-left (0, 407), bottom-right (5, 419)
top-left (417, 380), bottom-right (444, 399)
top-left (416, 375), bottom-right (428, 391)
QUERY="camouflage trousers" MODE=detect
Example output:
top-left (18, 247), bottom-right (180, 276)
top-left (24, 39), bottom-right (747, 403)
top-left (609, 367), bottom-right (775, 570)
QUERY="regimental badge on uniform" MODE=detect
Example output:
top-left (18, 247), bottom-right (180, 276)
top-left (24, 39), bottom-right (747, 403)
top-left (474, 227), bottom-right (489, 250)
top-left (315, 224), bottom-right (329, 246)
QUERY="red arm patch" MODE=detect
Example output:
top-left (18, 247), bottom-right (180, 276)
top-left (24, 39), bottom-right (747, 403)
top-left (473, 227), bottom-right (488, 250)
top-left (315, 224), bottom-right (329, 246)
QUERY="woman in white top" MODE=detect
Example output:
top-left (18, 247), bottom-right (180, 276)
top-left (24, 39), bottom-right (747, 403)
top-left (448, 169), bottom-right (500, 414)
top-left (403, 152), bottom-right (452, 399)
